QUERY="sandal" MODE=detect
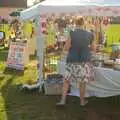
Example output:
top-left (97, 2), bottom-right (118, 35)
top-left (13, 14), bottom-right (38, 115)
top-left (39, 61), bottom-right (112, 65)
top-left (80, 100), bottom-right (88, 106)
top-left (56, 102), bottom-right (66, 107)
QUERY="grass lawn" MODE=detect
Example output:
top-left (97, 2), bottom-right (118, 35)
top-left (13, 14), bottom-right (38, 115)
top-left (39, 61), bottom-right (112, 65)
top-left (0, 49), bottom-right (120, 120)
top-left (105, 24), bottom-right (120, 45)
top-left (104, 24), bottom-right (120, 52)
top-left (0, 24), bottom-right (120, 120)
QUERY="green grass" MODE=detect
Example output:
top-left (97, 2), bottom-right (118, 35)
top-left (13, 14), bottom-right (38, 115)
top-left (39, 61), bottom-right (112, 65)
top-left (0, 49), bottom-right (120, 120)
top-left (104, 24), bottom-right (120, 52)
top-left (0, 24), bottom-right (120, 120)
top-left (105, 24), bottom-right (120, 45)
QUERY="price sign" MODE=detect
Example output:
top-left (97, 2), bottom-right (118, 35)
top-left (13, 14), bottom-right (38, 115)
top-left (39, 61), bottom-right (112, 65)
top-left (7, 42), bottom-right (27, 70)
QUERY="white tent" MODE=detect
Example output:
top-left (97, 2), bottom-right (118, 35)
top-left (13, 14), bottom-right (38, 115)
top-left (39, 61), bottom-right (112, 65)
top-left (20, 0), bottom-right (120, 20)
top-left (20, 0), bottom-right (120, 97)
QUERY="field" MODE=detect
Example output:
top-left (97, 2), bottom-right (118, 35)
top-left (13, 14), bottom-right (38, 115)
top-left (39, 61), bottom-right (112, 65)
top-left (0, 24), bottom-right (120, 120)
top-left (105, 24), bottom-right (120, 45)
top-left (0, 49), bottom-right (120, 120)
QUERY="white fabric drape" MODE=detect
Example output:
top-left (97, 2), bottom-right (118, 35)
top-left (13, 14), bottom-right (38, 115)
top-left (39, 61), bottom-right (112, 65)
top-left (58, 61), bottom-right (120, 97)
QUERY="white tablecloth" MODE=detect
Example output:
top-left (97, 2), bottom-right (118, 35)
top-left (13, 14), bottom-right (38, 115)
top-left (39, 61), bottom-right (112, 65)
top-left (58, 61), bottom-right (120, 97)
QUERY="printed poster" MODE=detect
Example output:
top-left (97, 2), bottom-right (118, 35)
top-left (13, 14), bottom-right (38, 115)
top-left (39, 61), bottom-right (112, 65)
top-left (7, 42), bottom-right (27, 70)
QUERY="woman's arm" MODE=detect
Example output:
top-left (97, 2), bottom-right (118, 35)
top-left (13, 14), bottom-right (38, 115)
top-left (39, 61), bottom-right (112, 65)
top-left (63, 36), bottom-right (71, 51)
top-left (61, 36), bottom-right (71, 59)
top-left (88, 32), bottom-right (96, 52)
top-left (89, 40), bottom-right (96, 52)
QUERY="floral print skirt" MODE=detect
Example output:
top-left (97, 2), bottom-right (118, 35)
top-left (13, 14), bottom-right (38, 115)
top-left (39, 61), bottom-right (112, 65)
top-left (64, 62), bottom-right (95, 84)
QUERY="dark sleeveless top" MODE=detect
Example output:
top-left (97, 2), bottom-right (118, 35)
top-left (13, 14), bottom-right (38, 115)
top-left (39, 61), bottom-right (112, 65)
top-left (66, 28), bottom-right (94, 63)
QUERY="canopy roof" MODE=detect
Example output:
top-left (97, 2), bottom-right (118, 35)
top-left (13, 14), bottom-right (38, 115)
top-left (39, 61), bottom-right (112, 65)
top-left (20, 0), bottom-right (120, 20)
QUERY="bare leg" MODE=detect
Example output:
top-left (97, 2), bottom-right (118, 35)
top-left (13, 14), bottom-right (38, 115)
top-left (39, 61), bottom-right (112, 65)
top-left (79, 82), bottom-right (87, 105)
top-left (56, 79), bottom-right (70, 106)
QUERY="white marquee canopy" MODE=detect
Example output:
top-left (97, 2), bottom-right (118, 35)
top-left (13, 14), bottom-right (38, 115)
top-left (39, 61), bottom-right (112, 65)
top-left (20, 0), bottom-right (120, 93)
top-left (20, 0), bottom-right (120, 20)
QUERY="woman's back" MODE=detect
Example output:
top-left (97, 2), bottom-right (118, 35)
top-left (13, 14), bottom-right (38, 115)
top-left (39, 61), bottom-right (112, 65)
top-left (67, 28), bottom-right (94, 63)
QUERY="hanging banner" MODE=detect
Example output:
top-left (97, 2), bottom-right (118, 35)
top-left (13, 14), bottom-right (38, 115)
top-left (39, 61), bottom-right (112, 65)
top-left (7, 41), bottom-right (27, 70)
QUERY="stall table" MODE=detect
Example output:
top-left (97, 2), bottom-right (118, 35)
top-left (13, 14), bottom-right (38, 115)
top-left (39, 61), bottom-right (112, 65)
top-left (58, 61), bottom-right (120, 98)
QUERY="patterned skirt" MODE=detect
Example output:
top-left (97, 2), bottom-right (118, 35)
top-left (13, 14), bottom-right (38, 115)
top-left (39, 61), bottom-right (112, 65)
top-left (64, 62), bottom-right (95, 83)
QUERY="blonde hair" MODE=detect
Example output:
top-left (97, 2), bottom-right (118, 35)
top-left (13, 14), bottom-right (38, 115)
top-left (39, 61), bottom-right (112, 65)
top-left (75, 16), bottom-right (84, 26)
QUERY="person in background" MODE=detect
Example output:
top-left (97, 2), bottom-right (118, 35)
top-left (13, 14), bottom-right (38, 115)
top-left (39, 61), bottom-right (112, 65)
top-left (101, 31), bottom-right (107, 47)
top-left (56, 18), bottom-right (67, 49)
top-left (56, 16), bottom-right (96, 106)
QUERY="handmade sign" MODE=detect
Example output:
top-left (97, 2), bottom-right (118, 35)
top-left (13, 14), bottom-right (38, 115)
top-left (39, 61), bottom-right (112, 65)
top-left (7, 41), bottom-right (28, 70)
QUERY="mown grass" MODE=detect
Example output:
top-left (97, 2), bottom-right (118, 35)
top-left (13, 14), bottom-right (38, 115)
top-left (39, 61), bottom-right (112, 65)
top-left (105, 24), bottom-right (120, 45)
top-left (0, 24), bottom-right (120, 120)
top-left (104, 24), bottom-right (120, 52)
top-left (0, 49), bottom-right (120, 120)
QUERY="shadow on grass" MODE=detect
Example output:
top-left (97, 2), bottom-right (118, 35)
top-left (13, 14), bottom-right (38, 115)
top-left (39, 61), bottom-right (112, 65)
top-left (3, 67), bottom-right (24, 76)
top-left (0, 76), bottom-right (5, 81)
top-left (0, 49), bottom-right (8, 62)
top-left (0, 48), bottom-right (120, 119)
top-left (85, 96), bottom-right (120, 120)
top-left (1, 78), bottom-right (120, 120)
top-left (0, 76), bottom-right (86, 120)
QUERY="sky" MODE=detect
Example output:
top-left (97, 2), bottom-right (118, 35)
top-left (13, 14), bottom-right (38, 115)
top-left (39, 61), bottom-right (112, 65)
top-left (27, 0), bottom-right (36, 6)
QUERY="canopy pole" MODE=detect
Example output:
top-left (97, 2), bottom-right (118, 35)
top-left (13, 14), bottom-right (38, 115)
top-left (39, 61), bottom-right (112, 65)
top-left (35, 16), bottom-right (45, 91)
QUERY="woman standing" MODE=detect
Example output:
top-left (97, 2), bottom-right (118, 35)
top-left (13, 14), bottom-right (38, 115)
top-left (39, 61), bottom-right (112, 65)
top-left (56, 16), bottom-right (96, 106)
